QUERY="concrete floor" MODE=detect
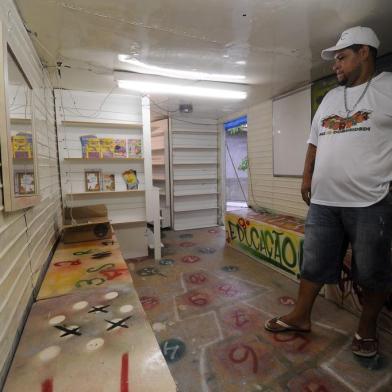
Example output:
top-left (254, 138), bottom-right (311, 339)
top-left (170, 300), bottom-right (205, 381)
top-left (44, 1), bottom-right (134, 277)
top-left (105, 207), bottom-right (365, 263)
top-left (127, 226), bottom-right (392, 392)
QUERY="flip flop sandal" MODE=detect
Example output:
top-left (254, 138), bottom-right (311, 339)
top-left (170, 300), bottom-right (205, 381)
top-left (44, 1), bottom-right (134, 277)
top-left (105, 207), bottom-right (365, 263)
top-left (351, 333), bottom-right (379, 358)
top-left (264, 317), bottom-right (311, 333)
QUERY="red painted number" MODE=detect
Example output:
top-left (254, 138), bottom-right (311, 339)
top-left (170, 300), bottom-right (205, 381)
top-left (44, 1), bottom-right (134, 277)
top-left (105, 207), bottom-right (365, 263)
top-left (188, 293), bottom-right (209, 306)
top-left (229, 344), bottom-right (258, 374)
top-left (273, 333), bottom-right (309, 351)
top-left (232, 310), bottom-right (250, 327)
top-left (217, 284), bottom-right (239, 297)
top-left (188, 273), bottom-right (207, 284)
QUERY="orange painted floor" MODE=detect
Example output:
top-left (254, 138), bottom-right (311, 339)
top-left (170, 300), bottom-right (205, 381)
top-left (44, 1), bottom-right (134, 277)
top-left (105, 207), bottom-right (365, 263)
top-left (127, 226), bottom-right (392, 392)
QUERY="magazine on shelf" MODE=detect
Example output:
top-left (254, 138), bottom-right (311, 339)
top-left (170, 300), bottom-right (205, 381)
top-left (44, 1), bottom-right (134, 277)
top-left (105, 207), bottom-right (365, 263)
top-left (100, 138), bottom-right (115, 158)
top-left (122, 169), bottom-right (138, 190)
top-left (80, 135), bottom-right (100, 159)
top-left (12, 132), bottom-right (33, 159)
top-left (113, 139), bottom-right (126, 158)
top-left (127, 138), bottom-right (142, 158)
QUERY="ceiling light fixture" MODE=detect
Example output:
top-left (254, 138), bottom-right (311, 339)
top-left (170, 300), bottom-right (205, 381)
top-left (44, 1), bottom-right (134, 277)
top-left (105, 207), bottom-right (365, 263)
top-left (118, 55), bottom-right (246, 82)
top-left (117, 80), bottom-right (247, 100)
top-left (235, 60), bottom-right (247, 65)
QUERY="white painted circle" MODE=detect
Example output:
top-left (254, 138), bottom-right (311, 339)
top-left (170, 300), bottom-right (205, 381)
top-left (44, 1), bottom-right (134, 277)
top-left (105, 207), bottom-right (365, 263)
top-left (104, 292), bottom-right (119, 300)
top-left (49, 315), bottom-right (66, 325)
top-left (38, 346), bottom-right (61, 362)
top-left (73, 301), bottom-right (88, 310)
top-left (86, 338), bottom-right (105, 351)
top-left (119, 305), bottom-right (133, 313)
top-left (152, 322), bottom-right (166, 332)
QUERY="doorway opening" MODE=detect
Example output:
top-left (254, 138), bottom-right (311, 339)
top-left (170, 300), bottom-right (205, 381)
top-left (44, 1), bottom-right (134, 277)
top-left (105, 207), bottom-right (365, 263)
top-left (224, 115), bottom-right (248, 212)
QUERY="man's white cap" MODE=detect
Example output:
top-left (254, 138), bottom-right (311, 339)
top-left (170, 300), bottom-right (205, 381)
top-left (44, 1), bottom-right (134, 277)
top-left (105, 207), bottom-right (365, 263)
top-left (321, 26), bottom-right (380, 60)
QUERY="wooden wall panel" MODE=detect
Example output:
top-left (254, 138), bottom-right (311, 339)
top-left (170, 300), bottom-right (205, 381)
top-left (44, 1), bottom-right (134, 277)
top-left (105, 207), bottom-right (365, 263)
top-left (0, 0), bottom-right (61, 387)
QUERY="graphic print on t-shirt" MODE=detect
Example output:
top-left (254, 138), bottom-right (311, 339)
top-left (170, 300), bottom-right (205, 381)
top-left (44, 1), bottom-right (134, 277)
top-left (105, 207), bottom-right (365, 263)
top-left (320, 110), bottom-right (371, 136)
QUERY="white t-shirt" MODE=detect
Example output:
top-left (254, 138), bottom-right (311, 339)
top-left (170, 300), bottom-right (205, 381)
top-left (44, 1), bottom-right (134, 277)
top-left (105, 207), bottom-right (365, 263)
top-left (308, 72), bottom-right (392, 207)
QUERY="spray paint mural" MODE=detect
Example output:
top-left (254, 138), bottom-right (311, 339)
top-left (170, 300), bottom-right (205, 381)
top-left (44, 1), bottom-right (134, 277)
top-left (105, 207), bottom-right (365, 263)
top-left (225, 212), bottom-right (304, 280)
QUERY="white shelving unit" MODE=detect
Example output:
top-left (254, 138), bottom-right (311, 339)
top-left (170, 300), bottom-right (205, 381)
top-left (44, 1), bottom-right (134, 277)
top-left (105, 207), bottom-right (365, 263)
top-left (55, 90), bottom-right (162, 259)
top-left (151, 118), bottom-right (171, 228)
top-left (170, 119), bottom-right (219, 230)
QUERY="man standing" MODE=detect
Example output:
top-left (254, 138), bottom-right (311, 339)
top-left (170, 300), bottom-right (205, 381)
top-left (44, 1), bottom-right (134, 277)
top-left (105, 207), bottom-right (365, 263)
top-left (265, 26), bottom-right (392, 358)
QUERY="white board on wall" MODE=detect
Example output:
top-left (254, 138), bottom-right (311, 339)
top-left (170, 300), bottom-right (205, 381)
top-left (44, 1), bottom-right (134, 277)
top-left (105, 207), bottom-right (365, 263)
top-left (273, 86), bottom-right (311, 176)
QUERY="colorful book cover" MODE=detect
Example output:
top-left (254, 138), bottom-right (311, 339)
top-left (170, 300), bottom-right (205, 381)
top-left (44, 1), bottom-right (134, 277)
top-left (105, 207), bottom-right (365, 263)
top-left (122, 169), bottom-right (138, 190)
top-left (80, 135), bottom-right (98, 158)
top-left (12, 133), bottom-right (33, 159)
top-left (85, 170), bottom-right (101, 192)
top-left (113, 139), bottom-right (126, 158)
top-left (100, 138), bottom-right (115, 158)
top-left (127, 138), bottom-right (142, 158)
top-left (86, 138), bottom-right (101, 159)
top-left (103, 173), bottom-right (115, 191)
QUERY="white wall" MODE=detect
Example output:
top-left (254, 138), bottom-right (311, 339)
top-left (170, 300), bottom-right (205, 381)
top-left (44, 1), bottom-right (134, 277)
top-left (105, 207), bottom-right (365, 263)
top-left (0, 0), bottom-right (61, 386)
top-left (220, 101), bottom-right (308, 219)
top-left (247, 100), bottom-right (308, 218)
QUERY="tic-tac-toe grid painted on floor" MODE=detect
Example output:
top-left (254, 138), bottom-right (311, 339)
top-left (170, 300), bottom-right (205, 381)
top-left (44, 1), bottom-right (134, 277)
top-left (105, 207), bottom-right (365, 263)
top-left (128, 226), bottom-right (392, 392)
top-left (3, 284), bottom-right (177, 392)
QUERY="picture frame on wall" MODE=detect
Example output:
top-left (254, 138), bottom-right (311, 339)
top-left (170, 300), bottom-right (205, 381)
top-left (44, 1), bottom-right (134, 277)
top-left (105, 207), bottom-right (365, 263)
top-left (103, 173), bottom-right (115, 191)
top-left (85, 170), bottom-right (101, 192)
top-left (15, 171), bottom-right (35, 195)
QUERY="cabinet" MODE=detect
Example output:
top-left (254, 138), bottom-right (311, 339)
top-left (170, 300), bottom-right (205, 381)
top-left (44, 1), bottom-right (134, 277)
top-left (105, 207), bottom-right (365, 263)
top-left (170, 119), bottom-right (219, 230)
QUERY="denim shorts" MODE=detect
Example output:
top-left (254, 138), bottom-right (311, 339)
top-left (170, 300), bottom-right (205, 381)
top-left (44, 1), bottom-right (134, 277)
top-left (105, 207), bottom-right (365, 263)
top-left (301, 193), bottom-right (392, 291)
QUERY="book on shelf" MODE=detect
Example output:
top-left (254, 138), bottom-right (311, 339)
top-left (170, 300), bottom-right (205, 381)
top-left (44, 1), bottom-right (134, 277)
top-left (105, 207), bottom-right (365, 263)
top-left (113, 139), bottom-right (126, 158)
top-left (80, 135), bottom-right (100, 159)
top-left (103, 173), bottom-right (116, 191)
top-left (12, 132), bottom-right (33, 159)
top-left (122, 169), bottom-right (138, 190)
top-left (100, 138), bottom-right (115, 158)
top-left (127, 138), bottom-right (142, 158)
top-left (85, 170), bottom-right (102, 192)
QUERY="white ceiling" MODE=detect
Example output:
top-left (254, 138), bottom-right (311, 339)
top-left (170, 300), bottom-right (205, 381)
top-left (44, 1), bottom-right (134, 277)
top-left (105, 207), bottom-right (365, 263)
top-left (14, 0), bottom-right (392, 119)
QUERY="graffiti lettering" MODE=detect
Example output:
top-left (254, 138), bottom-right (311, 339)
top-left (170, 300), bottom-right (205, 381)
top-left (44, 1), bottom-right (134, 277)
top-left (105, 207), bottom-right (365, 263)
top-left (75, 278), bottom-right (105, 288)
top-left (86, 263), bottom-right (115, 273)
top-left (100, 268), bottom-right (129, 280)
top-left (54, 259), bottom-right (81, 267)
top-left (226, 220), bottom-right (303, 276)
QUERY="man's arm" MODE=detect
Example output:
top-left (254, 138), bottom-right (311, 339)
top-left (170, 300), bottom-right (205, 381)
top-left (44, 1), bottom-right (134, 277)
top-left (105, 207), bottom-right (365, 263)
top-left (301, 144), bottom-right (317, 206)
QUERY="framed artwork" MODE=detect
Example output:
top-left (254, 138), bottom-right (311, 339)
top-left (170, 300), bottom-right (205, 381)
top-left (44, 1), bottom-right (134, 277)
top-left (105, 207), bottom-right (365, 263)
top-left (85, 170), bottom-right (101, 192)
top-left (15, 172), bottom-right (35, 195)
top-left (103, 173), bottom-right (115, 191)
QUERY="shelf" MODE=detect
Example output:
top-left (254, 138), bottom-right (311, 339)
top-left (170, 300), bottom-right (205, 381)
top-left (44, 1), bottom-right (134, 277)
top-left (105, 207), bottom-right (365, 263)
top-left (111, 219), bottom-right (146, 225)
top-left (11, 118), bottom-right (32, 125)
top-left (152, 163), bottom-right (165, 166)
top-left (174, 206), bottom-right (219, 212)
top-left (66, 190), bottom-right (145, 197)
top-left (172, 129), bottom-right (217, 134)
top-left (152, 147), bottom-right (164, 151)
top-left (64, 157), bottom-right (144, 162)
top-left (173, 162), bottom-right (217, 165)
top-left (61, 120), bottom-right (142, 129)
top-left (153, 177), bottom-right (166, 181)
top-left (174, 191), bottom-right (218, 197)
top-left (174, 177), bottom-right (217, 181)
top-left (173, 146), bottom-right (217, 150)
top-left (13, 158), bottom-right (33, 164)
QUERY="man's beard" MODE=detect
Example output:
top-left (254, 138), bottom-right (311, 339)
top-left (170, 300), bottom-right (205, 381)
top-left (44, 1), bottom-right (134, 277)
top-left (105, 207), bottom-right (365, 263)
top-left (338, 64), bottom-right (362, 87)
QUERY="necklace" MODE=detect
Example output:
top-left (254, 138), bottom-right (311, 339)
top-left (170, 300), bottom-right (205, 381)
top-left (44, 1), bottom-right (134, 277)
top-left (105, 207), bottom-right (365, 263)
top-left (344, 77), bottom-right (372, 118)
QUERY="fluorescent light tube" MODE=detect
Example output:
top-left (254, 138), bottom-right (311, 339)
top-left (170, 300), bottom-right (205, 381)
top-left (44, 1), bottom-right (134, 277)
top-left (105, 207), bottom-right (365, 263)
top-left (118, 55), bottom-right (246, 82)
top-left (117, 80), bottom-right (247, 100)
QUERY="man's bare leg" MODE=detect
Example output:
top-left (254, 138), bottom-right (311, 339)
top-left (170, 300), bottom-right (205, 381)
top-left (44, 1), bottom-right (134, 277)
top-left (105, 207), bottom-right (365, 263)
top-left (357, 288), bottom-right (389, 338)
top-left (269, 278), bottom-right (323, 330)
